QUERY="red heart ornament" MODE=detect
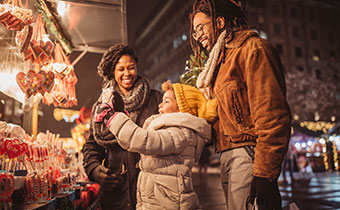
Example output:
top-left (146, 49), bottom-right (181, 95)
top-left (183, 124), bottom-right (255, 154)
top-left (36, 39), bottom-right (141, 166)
top-left (4, 138), bottom-right (23, 158)
top-left (0, 138), bottom-right (5, 155)
top-left (18, 142), bottom-right (28, 157)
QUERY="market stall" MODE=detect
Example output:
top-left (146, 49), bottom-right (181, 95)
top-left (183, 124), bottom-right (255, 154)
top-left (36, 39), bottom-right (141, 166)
top-left (0, 0), bottom-right (127, 208)
top-left (291, 122), bottom-right (340, 173)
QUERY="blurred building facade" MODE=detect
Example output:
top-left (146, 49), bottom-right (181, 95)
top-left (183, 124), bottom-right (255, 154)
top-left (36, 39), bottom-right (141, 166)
top-left (132, 0), bottom-right (340, 121)
top-left (247, 0), bottom-right (339, 79)
top-left (132, 0), bottom-right (194, 90)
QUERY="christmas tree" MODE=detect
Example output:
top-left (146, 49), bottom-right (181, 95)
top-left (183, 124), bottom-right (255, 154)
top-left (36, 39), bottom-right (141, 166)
top-left (179, 47), bottom-right (207, 87)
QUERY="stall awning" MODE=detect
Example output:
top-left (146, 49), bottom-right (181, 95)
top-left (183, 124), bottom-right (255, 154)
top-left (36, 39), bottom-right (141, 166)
top-left (47, 0), bottom-right (127, 54)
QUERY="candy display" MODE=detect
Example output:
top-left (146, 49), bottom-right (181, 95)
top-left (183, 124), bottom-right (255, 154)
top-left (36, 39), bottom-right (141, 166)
top-left (0, 121), bottom-right (86, 208)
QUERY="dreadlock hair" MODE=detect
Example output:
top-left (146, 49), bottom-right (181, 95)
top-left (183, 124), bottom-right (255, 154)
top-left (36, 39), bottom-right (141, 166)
top-left (97, 44), bottom-right (138, 87)
top-left (190, 0), bottom-right (249, 56)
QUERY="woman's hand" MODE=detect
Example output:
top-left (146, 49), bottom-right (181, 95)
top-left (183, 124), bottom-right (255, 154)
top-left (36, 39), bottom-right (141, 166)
top-left (91, 165), bottom-right (120, 190)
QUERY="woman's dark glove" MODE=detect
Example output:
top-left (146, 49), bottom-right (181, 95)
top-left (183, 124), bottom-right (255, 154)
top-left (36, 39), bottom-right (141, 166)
top-left (249, 176), bottom-right (282, 210)
top-left (91, 165), bottom-right (119, 190)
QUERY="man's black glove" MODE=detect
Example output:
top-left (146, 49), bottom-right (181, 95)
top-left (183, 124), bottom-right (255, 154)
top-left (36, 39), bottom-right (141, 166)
top-left (249, 176), bottom-right (282, 210)
top-left (91, 165), bottom-right (119, 190)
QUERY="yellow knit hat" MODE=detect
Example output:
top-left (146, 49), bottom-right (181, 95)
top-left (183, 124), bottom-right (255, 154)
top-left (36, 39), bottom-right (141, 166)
top-left (172, 83), bottom-right (218, 123)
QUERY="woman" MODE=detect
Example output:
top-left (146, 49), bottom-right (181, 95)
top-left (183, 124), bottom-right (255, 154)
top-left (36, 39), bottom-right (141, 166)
top-left (83, 44), bottom-right (162, 210)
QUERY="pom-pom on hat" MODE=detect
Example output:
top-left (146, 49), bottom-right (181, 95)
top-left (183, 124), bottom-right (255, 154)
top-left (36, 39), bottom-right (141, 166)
top-left (171, 83), bottom-right (218, 123)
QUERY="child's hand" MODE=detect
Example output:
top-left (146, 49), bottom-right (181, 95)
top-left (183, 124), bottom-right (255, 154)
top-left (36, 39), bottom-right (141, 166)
top-left (94, 101), bottom-right (116, 125)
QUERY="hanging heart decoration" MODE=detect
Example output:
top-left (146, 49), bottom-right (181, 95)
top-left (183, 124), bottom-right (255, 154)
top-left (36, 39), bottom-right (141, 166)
top-left (42, 43), bottom-right (77, 107)
top-left (16, 70), bottom-right (56, 98)
top-left (0, 137), bottom-right (5, 155)
top-left (52, 91), bottom-right (68, 104)
top-left (0, 173), bottom-right (15, 202)
top-left (16, 71), bottom-right (33, 98)
top-left (15, 25), bottom-right (33, 53)
top-left (52, 63), bottom-right (73, 78)
top-left (0, 1), bottom-right (34, 31)
top-left (19, 14), bottom-right (54, 65)
top-left (26, 70), bottom-right (45, 94)
top-left (38, 70), bottom-right (55, 93)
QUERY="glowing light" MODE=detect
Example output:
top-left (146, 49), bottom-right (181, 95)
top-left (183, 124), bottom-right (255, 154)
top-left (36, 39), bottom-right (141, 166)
top-left (42, 34), bottom-right (50, 43)
top-left (335, 136), bottom-right (340, 142)
top-left (312, 55), bottom-right (319, 61)
top-left (259, 30), bottom-right (267, 39)
top-left (314, 112), bottom-right (320, 121)
top-left (182, 34), bottom-right (187, 41)
top-left (57, 1), bottom-right (67, 17)
top-left (301, 143), bottom-right (307, 148)
top-left (295, 143), bottom-right (301, 150)
top-left (319, 138), bottom-right (326, 144)
top-left (307, 141), bottom-right (312, 146)
top-left (300, 121), bottom-right (335, 134)
top-left (331, 116), bottom-right (336, 122)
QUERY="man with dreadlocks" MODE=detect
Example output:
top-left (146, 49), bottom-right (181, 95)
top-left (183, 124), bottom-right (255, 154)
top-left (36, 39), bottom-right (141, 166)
top-left (190, 0), bottom-right (291, 210)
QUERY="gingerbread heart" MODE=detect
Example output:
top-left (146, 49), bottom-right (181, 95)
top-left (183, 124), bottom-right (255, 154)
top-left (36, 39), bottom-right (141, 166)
top-left (39, 70), bottom-right (55, 93)
top-left (45, 40), bottom-right (54, 54)
top-left (39, 39), bottom-right (54, 56)
top-left (52, 91), bottom-right (68, 104)
top-left (26, 70), bottom-right (45, 94)
top-left (23, 43), bottom-right (38, 63)
top-left (16, 72), bottom-right (33, 98)
top-left (52, 63), bottom-right (68, 77)
top-left (16, 25), bottom-right (32, 53)
top-left (0, 12), bottom-right (11, 24)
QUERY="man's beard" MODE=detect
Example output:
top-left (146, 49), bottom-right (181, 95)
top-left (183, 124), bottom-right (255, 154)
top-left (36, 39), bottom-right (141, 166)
top-left (200, 35), bottom-right (218, 56)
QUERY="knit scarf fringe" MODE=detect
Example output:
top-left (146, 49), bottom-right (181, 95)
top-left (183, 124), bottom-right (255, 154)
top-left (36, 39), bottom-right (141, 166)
top-left (196, 30), bottom-right (226, 99)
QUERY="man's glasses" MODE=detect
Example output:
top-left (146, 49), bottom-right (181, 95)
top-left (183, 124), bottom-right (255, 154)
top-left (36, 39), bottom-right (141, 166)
top-left (192, 21), bottom-right (212, 40)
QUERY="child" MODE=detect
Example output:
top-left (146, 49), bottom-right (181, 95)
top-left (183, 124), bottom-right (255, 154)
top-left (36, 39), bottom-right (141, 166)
top-left (93, 81), bottom-right (217, 210)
